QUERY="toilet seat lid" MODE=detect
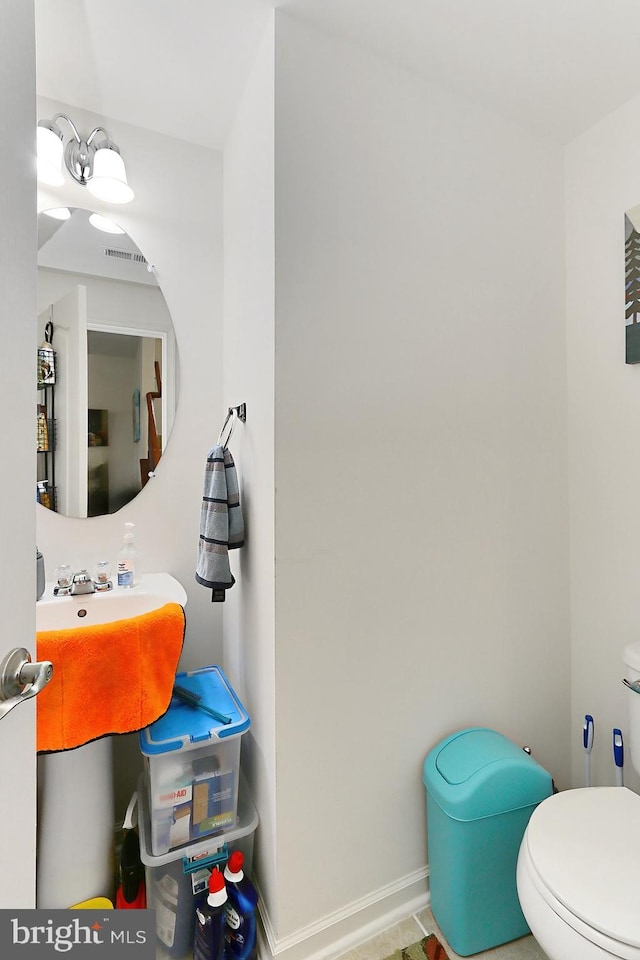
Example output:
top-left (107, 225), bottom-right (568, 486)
top-left (525, 787), bottom-right (640, 949)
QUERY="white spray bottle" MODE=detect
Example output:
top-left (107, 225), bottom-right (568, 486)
top-left (117, 522), bottom-right (136, 588)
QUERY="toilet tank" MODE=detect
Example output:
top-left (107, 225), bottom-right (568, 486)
top-left (623, 639), bottom-right (640, 773)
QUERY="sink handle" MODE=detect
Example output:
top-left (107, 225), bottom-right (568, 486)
top-left (0, 647), bottom-right (53, 722)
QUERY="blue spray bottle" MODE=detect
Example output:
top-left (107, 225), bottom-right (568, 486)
top-left (224, 851), bottom-right (259, 960)
top-left (193, 867), bottom-right (227, 960)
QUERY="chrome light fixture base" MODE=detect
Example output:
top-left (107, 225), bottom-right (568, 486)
top-left (64, 135), bottom-right (96, 187)
top-left (37, 113), bottom-right (134, 204)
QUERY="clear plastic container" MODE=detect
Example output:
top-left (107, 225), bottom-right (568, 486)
top-left (138, 775), bottom-right (258, 960)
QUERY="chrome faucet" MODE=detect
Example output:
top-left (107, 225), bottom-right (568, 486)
top-left (53, 567), bottom-right (113, 597)
top-left (70, 570), bottom-right (95, 595)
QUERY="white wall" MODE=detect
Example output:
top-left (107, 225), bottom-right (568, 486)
top-left (269, 12), bottom-right (570, 948)
top-left (222, 12), bottom-right (277, 931)
top-left (36, 97), bottom-right (225, 817)
top-left (566, 94), bottom-right (640, 794)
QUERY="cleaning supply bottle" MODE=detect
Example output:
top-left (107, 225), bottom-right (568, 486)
top-left (193, 868), bottom-right (227, 960)
top-left (224, 851), bottom-right (258, 960)
top-left (117, 522), bottom-right (136, 587)
top-left (116, 792), bottom-right (146, 910)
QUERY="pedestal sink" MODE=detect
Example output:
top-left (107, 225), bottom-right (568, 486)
top-left (36, 573), bottom-right (187, 908)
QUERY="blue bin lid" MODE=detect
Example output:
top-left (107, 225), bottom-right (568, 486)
top-left (139, 664), bottom-right (250, 756)
top-left (423, 727), bottom-right (552, 820)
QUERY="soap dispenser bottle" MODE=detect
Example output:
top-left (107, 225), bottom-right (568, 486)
top-left (117, 522), bottom-right (136, 588)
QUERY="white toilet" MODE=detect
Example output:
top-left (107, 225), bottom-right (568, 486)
top-left (516, 640), bottom-right (640, 960)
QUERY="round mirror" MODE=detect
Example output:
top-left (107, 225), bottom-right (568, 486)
top-left (37, 207), bottom-right (178, 518)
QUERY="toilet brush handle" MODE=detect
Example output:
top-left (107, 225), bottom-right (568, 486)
top-left (613, 728), bottom-right (624, 787)
top-left (583, 714), bottom-right (594, 787)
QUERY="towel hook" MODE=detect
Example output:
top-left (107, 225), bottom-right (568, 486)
top-left (216, 403), bottom-right (246, 449)
top-left (217, 409), bottom-right (234, 447)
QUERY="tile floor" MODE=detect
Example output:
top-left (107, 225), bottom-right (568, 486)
top-left (335, 908), bottom-right (548, 960)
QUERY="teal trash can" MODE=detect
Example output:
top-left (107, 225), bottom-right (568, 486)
top-left (422, 727), bottom-right (552, 956)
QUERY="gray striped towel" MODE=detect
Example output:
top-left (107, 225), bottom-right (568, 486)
top-left (196, 444), bottom-right (244, 592)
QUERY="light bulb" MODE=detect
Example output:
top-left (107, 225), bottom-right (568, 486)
top-left (89, 213), bottom-right (125, 234)
top-left (87, 146), bottom-right (134, 204)
top-left (37, 124), bottom-right (64, 186)
top-left (43, 207), bottom-right (71, 221)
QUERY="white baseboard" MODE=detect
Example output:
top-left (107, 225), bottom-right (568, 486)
top-left (257, 867), bottom-right (430, 960)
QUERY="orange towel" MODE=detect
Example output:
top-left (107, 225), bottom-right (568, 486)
top-left (36, 602), bottom-right (185, 753)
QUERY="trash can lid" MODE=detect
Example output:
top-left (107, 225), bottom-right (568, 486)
top-left (423, 727), bottom-right (552, 820)
top-left (435, 728), bottom-right (522, 783)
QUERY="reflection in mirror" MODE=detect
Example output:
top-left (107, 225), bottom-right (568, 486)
top-left (37, 208), bottom-right (178, 518)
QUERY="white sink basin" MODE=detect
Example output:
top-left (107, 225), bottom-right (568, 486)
top-left (36, 572), bottom-right (187, 631)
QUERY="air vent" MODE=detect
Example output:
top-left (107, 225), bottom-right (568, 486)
top-left (104, 247), bottom-right (148, 266)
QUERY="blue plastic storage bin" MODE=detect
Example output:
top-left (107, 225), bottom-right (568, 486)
top-left (139, 665), bottom-right (250, 856)
top-left (423, 727), bottom-right (552, 956)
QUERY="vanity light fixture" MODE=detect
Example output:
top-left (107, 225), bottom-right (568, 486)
top-left (37, 114), bottom-right (134, 204)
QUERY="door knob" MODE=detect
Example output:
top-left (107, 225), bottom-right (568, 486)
top-left (0, 647), bottom-right (53, 722)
